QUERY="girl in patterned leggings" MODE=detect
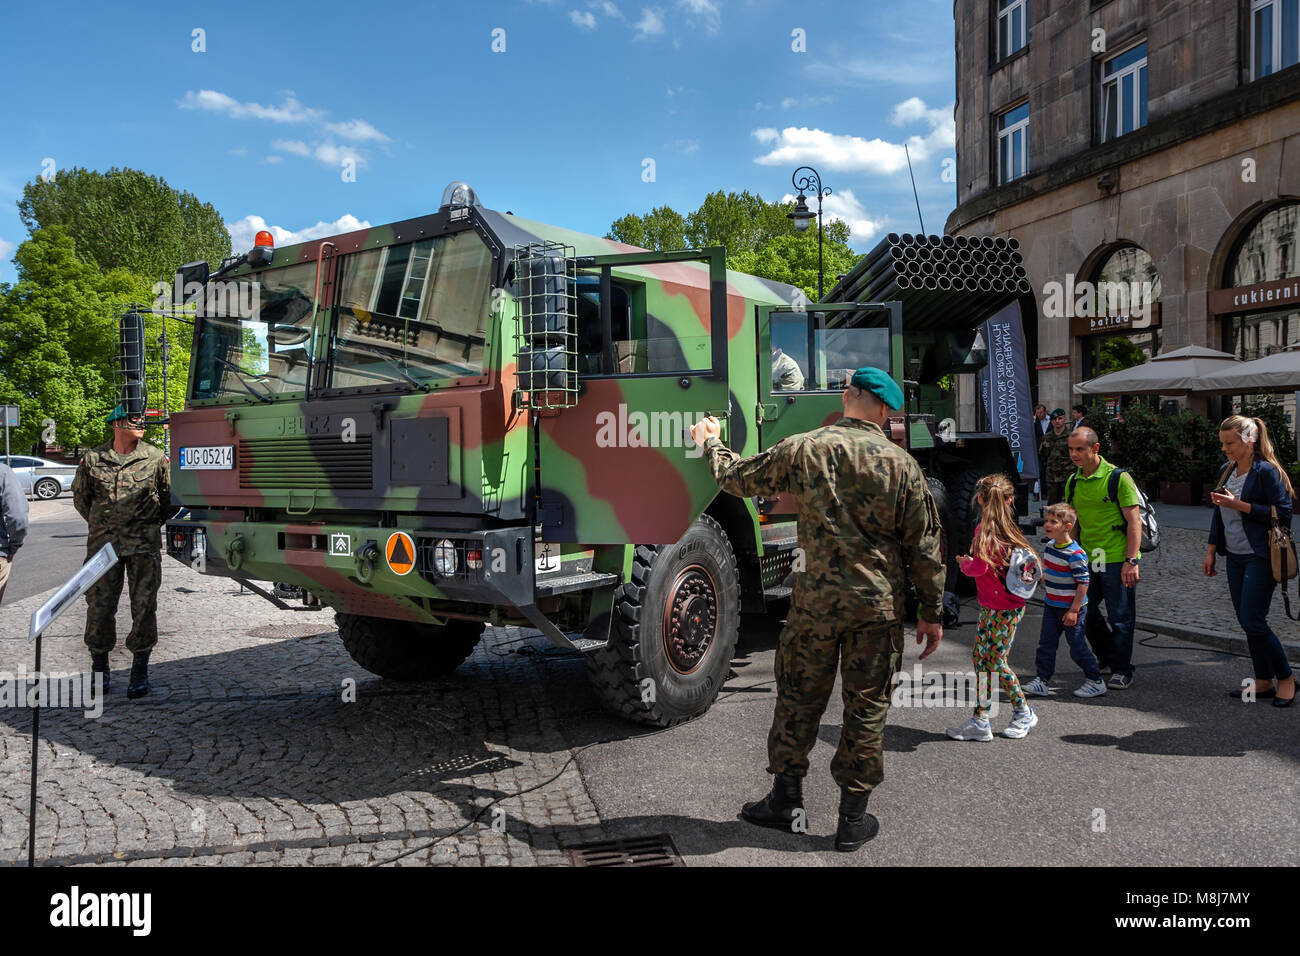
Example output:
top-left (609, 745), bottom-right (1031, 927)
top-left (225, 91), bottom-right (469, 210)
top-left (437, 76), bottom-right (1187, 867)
top-left (948, 474), bottom-right (1038, 741)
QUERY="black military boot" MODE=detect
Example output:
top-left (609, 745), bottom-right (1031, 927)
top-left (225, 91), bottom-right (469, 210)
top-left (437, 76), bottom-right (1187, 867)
top-left (126, 652), bottom-right (150, 699)
top-left (91, 653), bottom-right (110, 693)
top-left (834, 788), bottom-right (879, 852)
top-left (740, 773), bottom-right (805, 832)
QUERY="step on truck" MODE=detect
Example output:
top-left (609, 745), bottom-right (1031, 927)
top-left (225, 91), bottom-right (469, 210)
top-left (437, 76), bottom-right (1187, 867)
top-left (158, 182), bottom-right (1026, 727)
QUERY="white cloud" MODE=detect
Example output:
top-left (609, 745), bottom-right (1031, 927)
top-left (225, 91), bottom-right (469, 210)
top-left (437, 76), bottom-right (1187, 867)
top-left (780, 189), bottom-right (883, 243)
top-left (324, 118), bottom-right (391, 143)
top-left (312, 143), bottom-right (363, 167)
top-left (0, 237), bottom-right (14, 262)
top-left (780, 95), bottom-right (835, 110)
top-left (225, 214), bottom-right (372, 253)
top-left (634, 6), bottom-right (665, 37)
top-left (672, 138), bottom-right (700, 154)
top-left (260, 155), bottom-right (284, 165)
top-left (227, 146), bottom-right (249, 157)
top-left (570, 9), bottom-right (597, 28)
top-left (806, 56), bottom-right (951, 89)
top-left (751, 114), bottom-right (951, 175)
top-left (272, 139), bottom-right (312, 157)
top-left (677, 0), bottom-right (720, 34)
top-left (179, 90), bottom-right (325, 124)
top-left (594, 0), bottom-right (625, 18)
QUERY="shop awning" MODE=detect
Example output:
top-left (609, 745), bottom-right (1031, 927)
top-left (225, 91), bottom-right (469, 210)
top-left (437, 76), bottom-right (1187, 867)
top-left (1195, 344), bottom-right (1300, 394)
top-left (1072, 345), bottom-right (1241, 395)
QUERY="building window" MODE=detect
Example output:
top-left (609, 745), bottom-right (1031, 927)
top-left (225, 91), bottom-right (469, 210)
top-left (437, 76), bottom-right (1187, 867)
top-left (997, 103), bottom-right (1030, 184)
top-left (1251, 0), bottom-right (1300, 79)
top-left (1226, 203), bottom-right (1300, 361)
top-left (1100, 42), bottom-right (1148, 141)
top-left (997, 0), bottom-right (1029, 60)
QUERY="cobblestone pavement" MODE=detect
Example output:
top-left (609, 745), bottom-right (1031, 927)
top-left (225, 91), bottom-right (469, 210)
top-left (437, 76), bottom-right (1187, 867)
top-left (1127, 526), bottom-right (1300, 649)
top-left (0, 562), bottom-right (608, 867)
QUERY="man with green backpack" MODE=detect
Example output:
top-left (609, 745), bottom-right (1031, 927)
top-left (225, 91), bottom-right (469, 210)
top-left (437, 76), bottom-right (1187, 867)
top-left (1065, 426), bottom-right (1156, 690)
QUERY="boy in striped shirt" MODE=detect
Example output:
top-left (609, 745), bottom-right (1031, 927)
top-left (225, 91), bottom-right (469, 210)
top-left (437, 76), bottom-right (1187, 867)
top-left (1023, 503), bottom-right (1107, 699)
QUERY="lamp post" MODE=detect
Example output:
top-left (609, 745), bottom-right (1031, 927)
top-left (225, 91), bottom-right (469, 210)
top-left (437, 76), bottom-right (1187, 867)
top-left (788, 166), bottom-right (831, 300)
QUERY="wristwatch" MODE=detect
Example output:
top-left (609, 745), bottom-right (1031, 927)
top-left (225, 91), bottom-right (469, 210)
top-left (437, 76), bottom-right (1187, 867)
top-left (1126, 556), bottom-right (1141, 566)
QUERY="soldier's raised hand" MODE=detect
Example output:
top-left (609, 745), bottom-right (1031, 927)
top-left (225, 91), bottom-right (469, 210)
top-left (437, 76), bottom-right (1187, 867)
top-left (691, 416), bottom-right (722, 447)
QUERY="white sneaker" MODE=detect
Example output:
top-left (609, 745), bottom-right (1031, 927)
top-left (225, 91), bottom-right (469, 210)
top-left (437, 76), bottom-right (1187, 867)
top-left (1072, 678), bottom-right (1108, 698)
top-left (1002, 707), bottom-right (1038, 739)
top-left (946, 717), bottom-right (994, 741)
top-left (1022, 676), bottom-right (1051, 697)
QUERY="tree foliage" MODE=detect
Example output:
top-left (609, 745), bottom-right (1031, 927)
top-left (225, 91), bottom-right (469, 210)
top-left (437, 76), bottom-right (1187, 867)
top-left (1097, 336), bottom-right (1148, 376)
top-left (607, 190), bottom-right (859, 301)
top-left (18, 166), bottom-right (231, 282)
top-left (0, 228), bottom-right (156, 451)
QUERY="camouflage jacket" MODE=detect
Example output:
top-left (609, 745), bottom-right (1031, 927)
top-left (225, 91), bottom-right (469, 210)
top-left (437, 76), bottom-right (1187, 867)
top-left (703, 418), bottom-right (945, 623)
top-left (1040, 426), bottom-right (1074, 484)
top-left (73, 440), bottom-right (170, 556)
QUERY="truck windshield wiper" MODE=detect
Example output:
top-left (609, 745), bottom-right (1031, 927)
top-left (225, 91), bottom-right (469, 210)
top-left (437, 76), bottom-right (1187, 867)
top-left (343, 344), bottom-right (431, 391)
top-left (213, 357), bottom-right (273, 403)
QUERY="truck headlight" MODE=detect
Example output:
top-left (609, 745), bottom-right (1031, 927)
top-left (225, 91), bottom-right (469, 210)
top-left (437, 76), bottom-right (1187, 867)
top-left (433, 539), bottom-right (457, 576)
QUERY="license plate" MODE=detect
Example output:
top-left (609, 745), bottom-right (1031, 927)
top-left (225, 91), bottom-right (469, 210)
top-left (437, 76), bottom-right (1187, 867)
top-left (179, 446), bottom-right (234, 470)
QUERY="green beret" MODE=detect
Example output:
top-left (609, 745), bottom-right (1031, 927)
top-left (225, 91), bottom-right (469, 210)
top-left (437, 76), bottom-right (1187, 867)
top-left (106, 404), bottom-right (129, 423)
top-left (849, 367), bottom-right (904, 410)
top-left (1050, 408), bottom-right (1066, 417)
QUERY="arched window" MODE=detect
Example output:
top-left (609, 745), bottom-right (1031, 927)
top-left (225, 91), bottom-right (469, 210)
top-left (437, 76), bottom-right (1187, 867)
top-left (1225, 202), bottom-right (1300, 361)
top-left (1080, 244), bottom-right (1162, 380)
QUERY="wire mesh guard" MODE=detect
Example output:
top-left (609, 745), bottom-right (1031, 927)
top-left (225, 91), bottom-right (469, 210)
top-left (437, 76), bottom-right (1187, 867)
top-left (512, 242), bottom-right (578, 410)
top-left (116, 309), bottom-right (149, 415)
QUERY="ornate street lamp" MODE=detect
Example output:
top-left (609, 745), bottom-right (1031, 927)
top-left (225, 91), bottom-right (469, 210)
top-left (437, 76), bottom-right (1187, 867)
top-left (788, 166), bottom-right (831, 299)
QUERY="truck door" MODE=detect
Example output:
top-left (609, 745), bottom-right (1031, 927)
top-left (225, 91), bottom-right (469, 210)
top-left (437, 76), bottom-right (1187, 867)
top-left (756, 301), bottom-right (902, 450)
top-left (532, 248), bottom-right (732, 545)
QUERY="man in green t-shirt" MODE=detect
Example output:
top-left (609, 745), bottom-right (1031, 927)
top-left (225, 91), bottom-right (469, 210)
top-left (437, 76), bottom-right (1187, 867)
top-left (1066, 427), bottom-right (1143, 689)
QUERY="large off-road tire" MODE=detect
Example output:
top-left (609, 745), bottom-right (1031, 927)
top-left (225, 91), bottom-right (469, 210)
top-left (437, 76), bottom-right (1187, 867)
top-left (586, 514), bottom-right (740, 727)
top-left (947, 467), bottom-right (982, 597)
top-left (336, 613), bottom-right (483, 680)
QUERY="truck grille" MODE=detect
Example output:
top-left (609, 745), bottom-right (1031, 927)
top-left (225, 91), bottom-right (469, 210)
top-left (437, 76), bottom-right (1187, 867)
top-left (238, 436), bottom-right (373, 490)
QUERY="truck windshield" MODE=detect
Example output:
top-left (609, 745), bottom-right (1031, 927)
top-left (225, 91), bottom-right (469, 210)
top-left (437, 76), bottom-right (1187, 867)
top-left (328, 230), bottom-right (493, 390)
top-left (189, 262), bottom-right (318, 401)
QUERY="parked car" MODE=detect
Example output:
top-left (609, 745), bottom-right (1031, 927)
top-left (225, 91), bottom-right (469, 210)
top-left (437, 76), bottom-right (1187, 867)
top-left (3, 456), bottom-right (77, 500)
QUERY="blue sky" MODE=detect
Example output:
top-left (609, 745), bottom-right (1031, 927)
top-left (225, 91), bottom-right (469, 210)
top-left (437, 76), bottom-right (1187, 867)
top-left (0, 0), bottom-right (958, 283)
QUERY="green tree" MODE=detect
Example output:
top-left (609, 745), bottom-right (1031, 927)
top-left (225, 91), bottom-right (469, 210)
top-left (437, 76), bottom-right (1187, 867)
top-left (1097, 336), bottom-right (1147, 375)
top-left (0, 227), bottom-right (155, 451)
top-left (18, 166), bottom-right (231, 281)
top-left (608, 191), bottom-right (860, 301)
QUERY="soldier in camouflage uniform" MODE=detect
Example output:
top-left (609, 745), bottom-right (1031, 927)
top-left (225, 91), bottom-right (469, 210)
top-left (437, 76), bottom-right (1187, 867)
top-left (1039, 408), bottom-right (1074, 505)
top-left (691, 366), bottom-right (945, 851)
top-left (74, 406), bottom-right (170, 699)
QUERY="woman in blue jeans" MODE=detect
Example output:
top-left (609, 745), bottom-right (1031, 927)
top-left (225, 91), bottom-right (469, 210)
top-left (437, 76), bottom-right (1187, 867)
top-left (1203, 415), bottom-right (1295, 707)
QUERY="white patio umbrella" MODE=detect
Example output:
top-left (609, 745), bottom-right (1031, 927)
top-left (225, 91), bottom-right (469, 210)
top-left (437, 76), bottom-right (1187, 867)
top-left (1072, 345), bottom-right (1241, 395)
top-left (1196, 343), bottom-right (1300, 394)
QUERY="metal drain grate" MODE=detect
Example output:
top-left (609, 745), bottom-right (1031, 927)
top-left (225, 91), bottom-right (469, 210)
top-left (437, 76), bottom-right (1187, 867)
top-left (568, 834), bottom-right (684, 867)
top-left (245, 623), bottom-right (335, 641)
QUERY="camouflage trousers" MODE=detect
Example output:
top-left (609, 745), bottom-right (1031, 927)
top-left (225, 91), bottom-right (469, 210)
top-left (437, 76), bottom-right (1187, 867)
top-left (83, 551), bottom-right (162, 655)
top-left (767, 606), bottom-right (905, 794)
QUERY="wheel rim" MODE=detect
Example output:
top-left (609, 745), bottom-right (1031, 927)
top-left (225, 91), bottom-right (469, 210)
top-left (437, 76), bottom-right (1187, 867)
top-left (662, 564), bottom-right (718, 675)
top-left (37, 482), bottom-right (57, 499)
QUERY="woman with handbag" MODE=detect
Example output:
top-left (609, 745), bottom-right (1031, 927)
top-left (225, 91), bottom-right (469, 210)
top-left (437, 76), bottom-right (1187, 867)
top-left (1203, 415), bottom-right (1296, 707)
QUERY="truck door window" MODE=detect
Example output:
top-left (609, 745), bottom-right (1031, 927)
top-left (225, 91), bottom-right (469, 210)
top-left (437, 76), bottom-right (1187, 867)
top-left (190, 261), bottom-right (317, 400)
top-left (770, 313), bottom-right (809, 391)
top-left (574, 272), bottom-right (710, 375)
top-left (768, 309), bottom-right (891, 391)
top-left (575, 275), bottom-right (631, 375)
top-left (329, 231), bottom-right (492, 390)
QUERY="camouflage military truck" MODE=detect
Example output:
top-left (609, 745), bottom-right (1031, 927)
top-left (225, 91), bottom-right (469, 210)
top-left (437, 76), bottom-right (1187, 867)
top-left (161, 182), bottom-right (1023, 727)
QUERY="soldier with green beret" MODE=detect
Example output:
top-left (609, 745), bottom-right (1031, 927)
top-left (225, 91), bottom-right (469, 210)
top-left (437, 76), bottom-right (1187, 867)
top-left (691, 366), bottom-right (945, 851)
top-left (73, 405), bottom-right (170, 699)
top-left (1039, 408), bottom-right (1073, 505)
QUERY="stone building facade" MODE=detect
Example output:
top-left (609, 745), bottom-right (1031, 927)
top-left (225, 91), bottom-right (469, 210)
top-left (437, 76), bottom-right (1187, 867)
top-left (946, 0), bottom-right (1300, 416)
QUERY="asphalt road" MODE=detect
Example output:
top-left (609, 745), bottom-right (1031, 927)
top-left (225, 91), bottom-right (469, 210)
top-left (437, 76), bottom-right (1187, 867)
top-left (4, 496), bottom-right (88, 604)
top-left (566, 600), bottom-right (1300, 866)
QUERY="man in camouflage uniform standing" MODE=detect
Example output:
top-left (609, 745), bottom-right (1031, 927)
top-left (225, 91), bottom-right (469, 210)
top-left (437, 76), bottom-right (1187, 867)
top-left (691, 367), bottom-right (945, 851)
top-left (1039, 408), bottom-right (1073, 505)
top-left (74, 406), bottom-right (170, 699)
